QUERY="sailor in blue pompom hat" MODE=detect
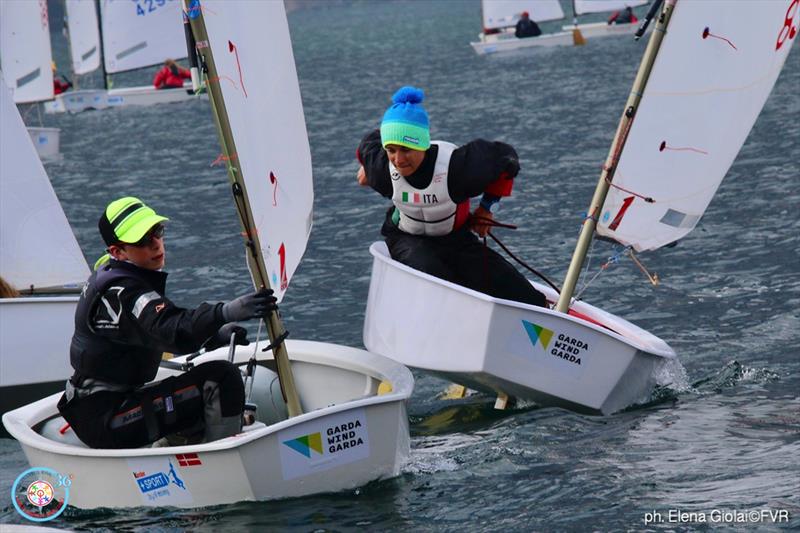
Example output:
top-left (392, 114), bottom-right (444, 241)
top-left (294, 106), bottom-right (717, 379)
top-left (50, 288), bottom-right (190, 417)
top-left (355, 86), bottom-right (546, 308)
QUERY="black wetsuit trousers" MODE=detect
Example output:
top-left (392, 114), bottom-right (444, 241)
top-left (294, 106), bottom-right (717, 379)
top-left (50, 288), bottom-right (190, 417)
top-left (382, 220), bottom-right (547, 307)
top-left (58, 360), bottom-right (244, 449)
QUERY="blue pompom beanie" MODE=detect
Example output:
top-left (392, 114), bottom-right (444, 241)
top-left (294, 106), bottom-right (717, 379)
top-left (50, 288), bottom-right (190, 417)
top-left (380, 86), bottom-right (430, 151)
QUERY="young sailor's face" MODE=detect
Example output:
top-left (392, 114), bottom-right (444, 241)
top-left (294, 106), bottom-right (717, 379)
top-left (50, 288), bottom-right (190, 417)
top-left (385, 144), bottom-right (425, 177)
top-left (114, 229), bottom-right (166, 270)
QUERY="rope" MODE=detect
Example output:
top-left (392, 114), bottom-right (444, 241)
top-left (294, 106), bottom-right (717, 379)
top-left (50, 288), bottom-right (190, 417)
top-left (471, 215), bottom-right (562, 294)
top-left (574, 245), bottom-right (631, 301)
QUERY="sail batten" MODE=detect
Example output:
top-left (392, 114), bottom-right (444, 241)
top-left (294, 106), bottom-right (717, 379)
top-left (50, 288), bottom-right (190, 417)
top-left (596, 0), bottom-right (798, 252)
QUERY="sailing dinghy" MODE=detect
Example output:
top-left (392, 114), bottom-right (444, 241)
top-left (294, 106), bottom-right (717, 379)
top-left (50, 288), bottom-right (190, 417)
top-left (470, 0), bottom-right (648, 55)
top-left (366, 0), bottom-right (797, 414)
top-left (4, 0), bottom-right (413, 509)
top-left (0, 0), bottom-right (61, 158)
top-left (0, 73), bottom-right (88, 417)
top-left (45, 0), bottom-right (201, 114)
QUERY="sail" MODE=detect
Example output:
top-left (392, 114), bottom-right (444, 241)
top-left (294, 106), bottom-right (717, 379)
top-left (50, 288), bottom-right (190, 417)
top-left (201, 1), bottom-right (314, 302)
top-left (0, 0), bottom-right (54, 103)
top-left (66, 0), bottom-right (101, 75)
top-left (596, 0), bottom-right (797, 252)
top-left (0, 75), bottom-right (90, 291)
top-left (482, 0), bottom-right (565, 30)
top-left (573, 0), bottom-right (648, 16)
top-left (100, 0), bottom-right (186, 74)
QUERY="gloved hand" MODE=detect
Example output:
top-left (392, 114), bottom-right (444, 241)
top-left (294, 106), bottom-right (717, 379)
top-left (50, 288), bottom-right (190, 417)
top-left (222, 288), bottom-right (277, 322)
top-left (204, 323), bottom-right (249, 351)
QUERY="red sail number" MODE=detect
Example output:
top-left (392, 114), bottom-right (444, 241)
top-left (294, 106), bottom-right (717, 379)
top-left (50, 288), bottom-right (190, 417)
top-left (776, 0), bottom-right (798, 50)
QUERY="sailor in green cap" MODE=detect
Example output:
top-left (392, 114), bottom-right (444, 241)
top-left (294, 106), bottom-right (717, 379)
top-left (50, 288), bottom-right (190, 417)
top-left (57, 197), bottom-right (277, 449)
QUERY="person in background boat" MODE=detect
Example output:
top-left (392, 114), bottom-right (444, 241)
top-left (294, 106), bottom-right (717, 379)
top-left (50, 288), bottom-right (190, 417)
top-left (152, 58), bottom-right (191, 90)
top-left (57, 197), bottom-right (279, 449)
top-left (52, 62), bottom-right (72, 95)
top-left (607, 6), bottom-right (638, 25)
top-left (515, 11), bottom-right (542, 39)
top-left (356, 86), bottom-right (547, 308)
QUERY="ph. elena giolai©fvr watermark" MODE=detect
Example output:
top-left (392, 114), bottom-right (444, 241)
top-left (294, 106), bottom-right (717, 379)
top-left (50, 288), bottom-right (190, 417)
top-left (644, 508), bottom-right (790, 525)
top-left (11, 467), bottom-right (71, 522)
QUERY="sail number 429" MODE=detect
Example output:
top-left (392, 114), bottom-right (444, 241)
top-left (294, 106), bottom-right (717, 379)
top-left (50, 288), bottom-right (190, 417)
top-left (136, 0), bottom-right (170, 17)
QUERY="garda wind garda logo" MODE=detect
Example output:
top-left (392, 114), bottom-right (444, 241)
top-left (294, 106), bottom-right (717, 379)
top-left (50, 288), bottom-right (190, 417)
top-left (283, 432), bottom-right (324, 458)
top-left (522, 320), bottom-right (588, 366)
top-left (12, 467), bottom-right (71, 522)
top-left (279, 409), bottom-right (370, 480)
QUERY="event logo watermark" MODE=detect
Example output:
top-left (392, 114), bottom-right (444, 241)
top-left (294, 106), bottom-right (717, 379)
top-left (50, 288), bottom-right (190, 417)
top-left (12, 467), bottom-right (71, 522)
top-left (644, 509), bottom-right (790, 525)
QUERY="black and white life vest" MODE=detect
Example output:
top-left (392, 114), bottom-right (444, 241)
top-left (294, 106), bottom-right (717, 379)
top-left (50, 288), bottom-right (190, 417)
top-left (390, 141), bottom-right (458, 236)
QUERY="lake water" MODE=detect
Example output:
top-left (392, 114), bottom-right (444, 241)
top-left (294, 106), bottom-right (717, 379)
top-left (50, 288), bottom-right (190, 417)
top-left (2, 0), bottom-right (798, 530)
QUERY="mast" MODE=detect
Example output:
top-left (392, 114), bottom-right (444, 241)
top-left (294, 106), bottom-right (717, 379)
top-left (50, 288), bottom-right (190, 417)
top-left (182, 0), bottom-right (303, 417)
top-left (94, 0), bottom-right (108, 90)
top-left (571, 0), bottom-right (585, 46)
top-left (555, 0), bottom-right (674, 314)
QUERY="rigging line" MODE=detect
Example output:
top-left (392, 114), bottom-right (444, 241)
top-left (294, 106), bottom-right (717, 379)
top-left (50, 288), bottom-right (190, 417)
top-left (471, 215), bottom-right (560, 292)
top-left (578, 235), bottom-right (598, 296)
top-left (604, 176), bottom-right (655, 202)
top-left (628, 249), bottom-right (660, 285)
top-left (573, 245), bottom-right (631, 301)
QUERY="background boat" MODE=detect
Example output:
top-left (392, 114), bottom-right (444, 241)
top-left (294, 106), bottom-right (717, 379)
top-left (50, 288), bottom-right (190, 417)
top-left (0, 73), bottom-right (88, 424)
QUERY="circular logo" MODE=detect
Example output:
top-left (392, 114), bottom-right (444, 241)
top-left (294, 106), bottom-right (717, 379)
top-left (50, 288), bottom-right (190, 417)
top-left (12, 467), bottom-right (70, 522)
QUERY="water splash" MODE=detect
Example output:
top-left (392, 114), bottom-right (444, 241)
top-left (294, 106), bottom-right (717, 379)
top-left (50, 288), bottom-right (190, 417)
top-left (693, 360), bottom-right (781, 391)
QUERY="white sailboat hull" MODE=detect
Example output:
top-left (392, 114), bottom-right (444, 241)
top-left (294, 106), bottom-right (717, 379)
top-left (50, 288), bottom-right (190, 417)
top-left (26, 126), bottom-right (61, 159)
top-left (44, 84), bottom-right (202, 114)
top-left (364, 242), bottom-right (675, 414)
top-left (561, 21), bottom-right (640, 38)
top-left (471, 31), bottom-right (574, 55)
top-left (0, 297), bottom-right (76, 389)
top-left (3, 340), bottom-right (413, 508)
top-left (470, 21), bottom-right (641, 55)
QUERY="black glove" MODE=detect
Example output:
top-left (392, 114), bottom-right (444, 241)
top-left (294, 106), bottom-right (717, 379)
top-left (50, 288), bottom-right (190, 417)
top-left (500, 155), bottom-right (520, 178)
top-left (222, 288), bottom-right (277, 321)
top-left (204, 323), bottom-right (249, 351)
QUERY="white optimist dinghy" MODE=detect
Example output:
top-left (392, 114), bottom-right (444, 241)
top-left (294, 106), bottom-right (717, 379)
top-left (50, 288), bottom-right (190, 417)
top-left (4, 0), bottom-right (413, 509)
top-left (469, 0), bottom-right (648, 55)
top-left (366, 0), bottom-right (797, 414)
top-left (45, 0), bottom-right (200, 114)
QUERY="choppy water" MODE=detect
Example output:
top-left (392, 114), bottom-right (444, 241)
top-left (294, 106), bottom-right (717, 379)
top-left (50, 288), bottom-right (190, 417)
top-left (2, 0), bottom-right (799, 530)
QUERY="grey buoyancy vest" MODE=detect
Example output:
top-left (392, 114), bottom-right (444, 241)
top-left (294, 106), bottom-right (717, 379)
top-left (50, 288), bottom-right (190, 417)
top-left (390, 141), bottom-right (459, 236)
top-left (69, 265), bottom-right (163, 387)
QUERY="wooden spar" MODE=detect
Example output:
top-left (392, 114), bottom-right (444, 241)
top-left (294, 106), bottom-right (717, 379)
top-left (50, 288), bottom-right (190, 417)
top-left (182, 0), bottom-right (303, 417)
top-left (555, 0), bottom-right (676, 314)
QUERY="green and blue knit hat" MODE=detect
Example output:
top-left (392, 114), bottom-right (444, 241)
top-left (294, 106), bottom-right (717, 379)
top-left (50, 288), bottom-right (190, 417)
top-left (380, 86), bottom-right (430, 151)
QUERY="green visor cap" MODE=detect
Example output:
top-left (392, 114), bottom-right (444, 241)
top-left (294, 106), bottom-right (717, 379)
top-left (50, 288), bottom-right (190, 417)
top-left (99, 196), bottom-right (169, 246)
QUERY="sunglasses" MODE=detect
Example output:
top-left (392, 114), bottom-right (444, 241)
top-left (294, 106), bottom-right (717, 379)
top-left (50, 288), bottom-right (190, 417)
top-left (129, 224), bottom-right (165, 247)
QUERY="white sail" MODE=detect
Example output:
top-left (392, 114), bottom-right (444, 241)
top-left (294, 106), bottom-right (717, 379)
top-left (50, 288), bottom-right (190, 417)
top-left (573, 0), bottom-right (648, 16)
top-left (201, 1), bottom-right (314, 302)
top-left (0, 0), bottom-right (54, 103)
top-left (100, 0), bottom-right (186, 74)
top-left (66, 0), bottom-right (101, 75)
top-left (596, 0), bottom-right (798, 251)
top-left (482, 0), bottom-right (565, 30)
top-left (0, 74), bottom-right (89, 291)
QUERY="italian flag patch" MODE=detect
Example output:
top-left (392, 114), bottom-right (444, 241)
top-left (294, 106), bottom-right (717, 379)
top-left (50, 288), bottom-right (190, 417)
top-left (401, 192), bottom-right (421, 203)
